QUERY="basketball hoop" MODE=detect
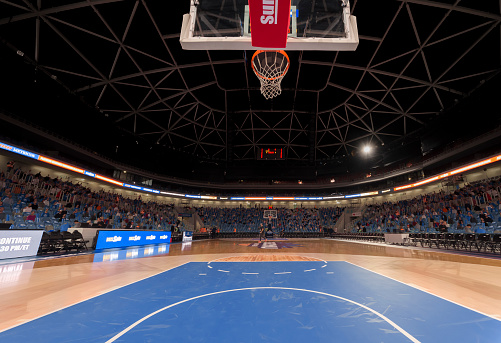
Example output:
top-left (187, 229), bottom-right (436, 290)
top-left (251, 50), bottom-right (290, 100)
top-left (263, 209), bottom-right (277, 221)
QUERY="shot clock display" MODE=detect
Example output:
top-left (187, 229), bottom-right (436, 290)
top-left (259, 148), bottom-right (284, 160)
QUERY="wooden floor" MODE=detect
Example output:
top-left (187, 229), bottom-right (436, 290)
top-left (1, 238), bottom-right (501, 332)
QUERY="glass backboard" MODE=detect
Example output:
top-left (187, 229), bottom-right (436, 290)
top-left (180, 0), bottom-right (358, 51)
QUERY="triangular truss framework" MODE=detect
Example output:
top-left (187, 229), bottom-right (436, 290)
top-left (0, 0), bottom-right (499, 163)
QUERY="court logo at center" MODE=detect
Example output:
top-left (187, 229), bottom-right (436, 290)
top-left (240, 242), bottom-right (303, 249)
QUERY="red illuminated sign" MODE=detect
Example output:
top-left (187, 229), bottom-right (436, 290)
top-left (258, 148), bottom-right (284, 160)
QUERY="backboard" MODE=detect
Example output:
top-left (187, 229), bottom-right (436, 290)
top-left (263, 210), bottom-right (277, 219)
top-left (180, 0), bottom-right (358, 51)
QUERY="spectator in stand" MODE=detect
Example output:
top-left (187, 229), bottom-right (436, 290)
top-left (465, 224), bottom-right (473, 233)
top-left (22, 204), bottom-right (32, 214)
top-left (0, 207), bottom-right (6, 222)
top-left (480, 212), bottom-right (493, 225)
top-left (3, 195), bottom-right (13, 207)
top-left (95, 218), bottom-right (106, 228)
top-left (441, 212), bottom-right (448, 222)
top-left (26, 211), bottom-right (36, 221)
top-left (438, 220), bottom-right (448, 233)
top-left (6, 161), bottom-right (14, 173)
top-left (25, 192), bottom-right (34, 204)
top-left (429, 216), bottom-right (434, 228)
top-left (469, 215), bottom-right (477, 224)
top-left (54, 210), bottom-right (65, 220)
top-left (447, 216), bottom-right (454, 225)
top-left (31, 199), bottom-right (39, 211)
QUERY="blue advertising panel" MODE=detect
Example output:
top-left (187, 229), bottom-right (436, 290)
top-left (93, 244), bottom-right (170, 262)
top-left (0, 142), bottom-right (39, 160)
top-left (95, 230), bottom-right (172, 250)
top-left (0, 230), bottom-right (43, 260)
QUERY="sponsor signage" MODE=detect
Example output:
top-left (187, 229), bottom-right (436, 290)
top-left (323, 196), bottom-right (344, 200)
top-left (95, 230), bottom-right (172, 249)
top-left (248, 0), bottom-right (291, 48)
top-left (182, 231), bottom-right (193, 242)
top-left (124, 184), bottom-right (142, 190)
top-left (200, 195), bottom-right (217, 200)
top-left (93, 244), bottom-right (170, 262)
top-left (0, 142), bottom-right (40, 160)
top-left (240, 242), bottom-right (303, 249)
top-left (0, 230), bottom-right (43, 260)
top-left (2, 139), bottom-right (501, 203)
top-left (142, 188), bottom-right (160, 194)
top-left (178, 213), bottom-right (193, 218)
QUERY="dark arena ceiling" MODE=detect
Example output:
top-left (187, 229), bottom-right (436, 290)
top-left (0, 0), bottom-right (500, 183)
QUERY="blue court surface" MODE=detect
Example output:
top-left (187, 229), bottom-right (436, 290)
top-left (1, 261), bottom-right (500, 342)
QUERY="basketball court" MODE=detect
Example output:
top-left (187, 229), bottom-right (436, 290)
top-left (0, 1), bottom-right (500, 342)
top-left (0, 238), bottom-right (501, 342)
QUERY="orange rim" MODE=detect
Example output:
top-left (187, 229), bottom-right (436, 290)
top-left (251, 50), bottom-right (290, 81)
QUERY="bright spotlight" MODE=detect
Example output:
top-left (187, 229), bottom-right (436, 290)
top-left (363, 146), bottom-right (371, 153)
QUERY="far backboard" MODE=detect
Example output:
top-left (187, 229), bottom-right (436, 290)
top-left (180, 0), bottom-right (358, 51)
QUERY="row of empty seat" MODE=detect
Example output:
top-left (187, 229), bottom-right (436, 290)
top-left (330, 232), bottom-right (501, 255)
top-left (408, 232), bottom-right (501, 253)
top-left (38, 231), bottom-right (89, 254)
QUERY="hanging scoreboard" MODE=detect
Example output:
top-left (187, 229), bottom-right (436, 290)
top-left (258, 148), bottom-right (284, 160)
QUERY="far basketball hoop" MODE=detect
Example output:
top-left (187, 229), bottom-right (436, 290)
top-left (263, 209), bottom-right (277, 219)
top-left (252, 50), bottom-right (290, 99)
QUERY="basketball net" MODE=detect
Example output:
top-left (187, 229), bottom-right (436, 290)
top-left (251, 50), bottom-right (290, 100)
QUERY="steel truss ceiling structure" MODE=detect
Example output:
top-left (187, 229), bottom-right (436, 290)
top-left (0, 0), bottom-right (500, 165)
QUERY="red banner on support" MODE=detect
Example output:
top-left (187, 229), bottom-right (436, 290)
top-left (248, 0), bottom-right (291, 49)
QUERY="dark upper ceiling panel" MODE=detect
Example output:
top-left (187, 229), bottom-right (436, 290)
top-left (0, 0), bottom-right (499, 171)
